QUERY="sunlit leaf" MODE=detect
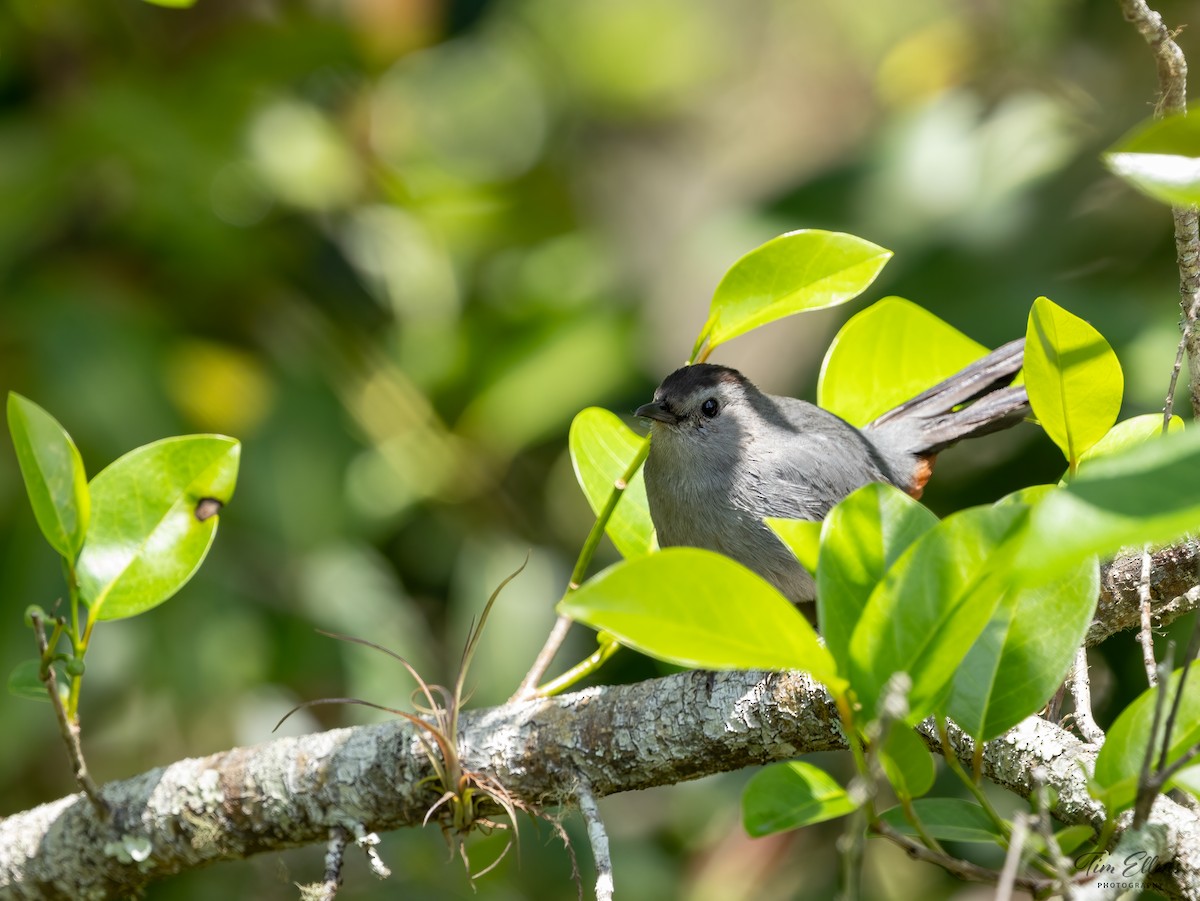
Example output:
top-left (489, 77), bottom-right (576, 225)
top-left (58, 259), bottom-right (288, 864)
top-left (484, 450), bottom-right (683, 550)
top-left (1078, 413), bottom-right (1183, 471)
top-left (945, 555), bottom-right (1098, 741)
top-left (569, 408), bottom-right (654, 559)
top-left (77, 435), bottom-right (240, 621)
top-left (817, 298), bottom-right (989, 426)
top-left (812, 483), bottom-right (937, 679)
top-left (1015, 426), bottom-right (1200, 581)
top-left (849, 504), bottom-right (1026, 724)
top-left (558, 547), bottom-right (842, 690)
top-left (878, 799), bottom-right (1003, 843)
top-left (1094, 662), bottom-right (1200, 812)
top-left (7, 393), bottom-right (90, 560)
top-left (743, 762), bottom-right (857, 836)
top-left (879, 725), bottom-right (935, 800)
top-left (1024, 297), bottom-right (1122, 466)
top-left (764, 517), bottom-right (822, 574)
top-left (695, 230), bottom-right (891, 357)
top-left (1104, 108), bottom-right (1200, 207)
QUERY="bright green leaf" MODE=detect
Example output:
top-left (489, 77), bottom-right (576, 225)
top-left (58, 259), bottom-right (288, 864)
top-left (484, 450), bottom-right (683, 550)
top-left (878, 799), bottom-right (1004, 843)
top-left (1078, 413), bottom-right (1183, 471)
top-left (1094, 662), bottom-right (1200, 812)
top-left (558, 547), bottom-right (842, 689)
top-left (879, 725), bottom-right (935, 800)
top-left (77, 435), bottom-right (240, 621)
top-left (1051, 825), bottom-right (1097, 856)
top-left (569, 408), bottom-right (655, 559)
top-left (1024, 297), bottom-right (1122, 466)
top-left (1168, 763), bottom-right (1200, 800)
top-left (7, 393), bottom-right (90, 560)
top-left (945, 555), bottom-right (1098, 741)
top-left (849, 504), bottom-right (1026, 724)
top-left (742, 761), bottom-right (858, 836)
top-left (1104, 108), bottom-right (1200, 207)
top-left (817, 298), bottom-right (989, 426)
top-left (695, 230), bottom-right (891, 356)
top-left (813, 483), bottom-right (938, 679)
top-left (765, 518), bottom-right (822, 574)
top-left (1015, 426), bottom-right (1200, 581)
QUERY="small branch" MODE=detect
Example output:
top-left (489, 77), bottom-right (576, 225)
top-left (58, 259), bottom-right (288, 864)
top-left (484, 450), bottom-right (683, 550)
top-left (577, 783), bottom-right (613, 901)
top-left (30, 612), bottom-right (107, 820)
top-left (1032, 768), bottom-right (1078, 899)
top-left (304, 826), bottom-right (347, 901)
top-left (1135, 645), bottom-right (1175, 828)
top-left (1068, 648), bottom-right (1106, 745)
top-left (1140, 546), bottom-right (1160, 687)
top-left (995, 813), bottom-right (1030, 901)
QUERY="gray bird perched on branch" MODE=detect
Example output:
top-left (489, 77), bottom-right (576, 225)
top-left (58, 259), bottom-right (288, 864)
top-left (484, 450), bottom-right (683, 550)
top-left (635, 339), bottom-right (1029, 604)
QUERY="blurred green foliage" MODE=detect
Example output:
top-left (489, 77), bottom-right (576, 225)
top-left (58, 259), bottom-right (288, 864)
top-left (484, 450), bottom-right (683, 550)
top-left (0, 0), bottom-right (1194, 897)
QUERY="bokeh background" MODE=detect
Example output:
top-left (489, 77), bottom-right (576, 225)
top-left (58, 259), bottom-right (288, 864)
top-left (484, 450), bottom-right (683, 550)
top-left (0, 0), bottom-right (1195, 898)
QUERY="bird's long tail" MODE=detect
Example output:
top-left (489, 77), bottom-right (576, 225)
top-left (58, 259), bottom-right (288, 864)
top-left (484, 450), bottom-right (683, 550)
top-left (864, 338), bottom-right (1029, 495)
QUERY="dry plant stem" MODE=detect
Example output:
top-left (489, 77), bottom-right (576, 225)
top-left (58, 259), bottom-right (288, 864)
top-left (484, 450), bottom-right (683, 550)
top-left (1069, 648), bottom-right (1106, 745)
top-left (577, 783), bottom-right (613, 901)
top-left (1119, 0), bottom-right (1200, 418)
top-left (31, 613), bottom-right (107, 820)
top-left (995, 813), bottom-right (1030, 901)
top-left (1136, 648), bottom-right (1176, 828)
top-left (1033, 770), bottom-right (1078, 899)
top-left (1141, 545), bottom-right (1160, 687)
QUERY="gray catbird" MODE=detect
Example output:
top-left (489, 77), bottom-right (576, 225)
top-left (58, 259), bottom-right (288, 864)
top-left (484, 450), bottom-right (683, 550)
top-left (635, 338), bottom-right (1029, 603)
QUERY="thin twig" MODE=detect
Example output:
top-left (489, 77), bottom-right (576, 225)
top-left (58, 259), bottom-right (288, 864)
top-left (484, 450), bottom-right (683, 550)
top-left (1032, 768), bottom-right (1078, 899)
top-left (1134, 644), bottom-right (1176, 827)
top-left (1139, 546), bottom-right (1158, 686)
top-left (577, 782), bottom-right (614, 901)
top-left (30, 612), bottom-right (108, 819)
top-left (1068, 648), bottom-right (1106, 745)
top-left (306, 826), bottom-right (347, 900)
top-left (995, 813), bottom-right (1030, 901)
top-left (514, 614), bottom-right (574, 700)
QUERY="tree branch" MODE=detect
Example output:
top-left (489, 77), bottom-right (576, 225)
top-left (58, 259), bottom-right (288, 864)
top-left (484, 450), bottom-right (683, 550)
top-left (4, 541), bottom-right (1200, 900)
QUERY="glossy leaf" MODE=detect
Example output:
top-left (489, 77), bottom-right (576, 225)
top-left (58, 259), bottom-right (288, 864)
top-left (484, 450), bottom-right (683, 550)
top-left (1078, 413), bottom-right (1183, 471)
top-left (558, 547), bottom-right (842, 689)
top-left (695, 230), bottom-right (891, 356)
top-left (1094, 662), bottom-right (1200, 812)
top-left (77, 435), bottom-right (240, 621)
top-left (849, 504), bottom-right (1026, 724)
top-left (569, 408), bottom-right (655, 558)
top-left (7, 393), bottom-right (90, 560)
top-left (742, 762), bottom-right (857, 836)
top-left (1105, 109), bottom-right (1200, 207)
top-left (945, 555), bottom-right (1098, 741)
top-left (813, 483), bottom-right (937, 678)
top-left (818, 297), bottom-right (989, 427)
top-left (879, 725), bottom-right (935, 800)
top-left (878, 799), bottom-right (1003, 843)
top-left (1015, 426), bottom-right (1200, 581)
top-left (765, 517), bottom-right (822, 574)
top-left (1024, 297), bottom-right (1122, 466)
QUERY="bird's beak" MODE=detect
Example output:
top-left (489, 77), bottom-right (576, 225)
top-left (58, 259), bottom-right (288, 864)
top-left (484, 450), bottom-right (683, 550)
top-left (636, 401), bottom-right (676, 424)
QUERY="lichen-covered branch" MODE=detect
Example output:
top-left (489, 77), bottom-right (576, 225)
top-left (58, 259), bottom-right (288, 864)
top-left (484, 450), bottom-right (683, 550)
top-left (4, 541), bottom-right (1200, 900)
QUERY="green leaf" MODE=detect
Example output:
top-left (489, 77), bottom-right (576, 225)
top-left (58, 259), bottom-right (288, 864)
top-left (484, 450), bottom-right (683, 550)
top-left (765, 518), bottom-right (822, 574)
top-left (1078, 413), bottom-right (1183, 471)
top-left (945, 555), bottom-right (1098, 741)
top-left (878, 725), bottom-right (935, 800)
top-left (77, 435), bottom-right (240, 621)
top-left (1104, 108), bottom-right (1200, 207)
top-left (1015, 426), bottom-right (1200, 581)
top-left (7, 393), bottom-right (90, 560)
top-left (817, 298), bottom-right (989, 427)
top-left (813, 483), bottom-right (938, 679)
top-left (849, 504), bottom-right (1026, 724)
top-left (7, 659), bottom-right (67, 704)
top-left (558, 547), bottom-right (842, 690)
top-left (742, 762), bottom-right (858, 836)
top-left (1094, 662), bottom-right (1200, 812)
top-left (878, 799), bottom-right (1004, 843)
top-left (569, 408), bottom-right (655, 559)
top-left (1024, 297), bottom-right (1123, 466)
top-left (695, 230), bottom-right (891, 356)
top-left (1168, 763), bottom-right (1200, 800)
top-left (141, 0), bottom-right (198, 7)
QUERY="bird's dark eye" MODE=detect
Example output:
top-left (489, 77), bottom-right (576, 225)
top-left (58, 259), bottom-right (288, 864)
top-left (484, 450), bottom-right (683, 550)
top-left (701, 398), bottom-right (719, 418)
